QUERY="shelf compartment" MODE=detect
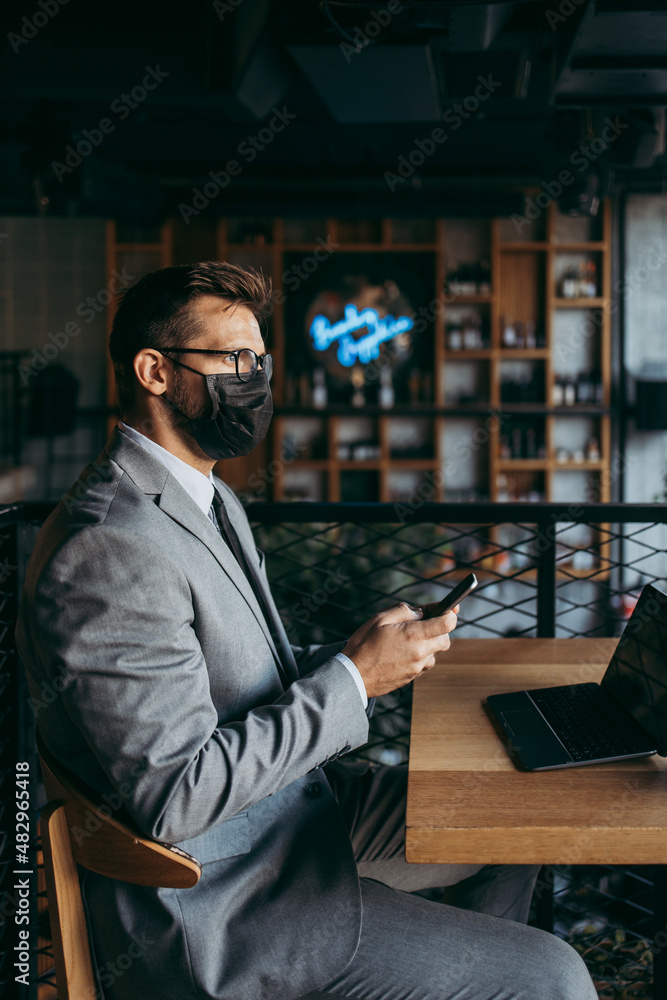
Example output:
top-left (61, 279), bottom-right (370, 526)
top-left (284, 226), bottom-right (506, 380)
top-left (280, 417), bottom-right (328, 461)
top-left (387, 416), bottom-right (435, 461)
top-left (552, 414), bottom-right (604, 466)
top-left (441, 417), bottom-right (491, 499)
top-left (553, 250), bottom-right (603, 301)
top-left (498, 414), bottom-right (547, 463)
top-left (444, 358), bottom-right (491, 407)
top-left (551, 206), bottom-right (604, 245)
top-left (497, 251), bottom-right (546, 351)
top-left (386, 469), bottom-right (440, 503)
top-left (444, 301), bottom-right (491, 351)
top-left (280, 469), bottom-right (328, 502)
top-left (550, 468), bottom-right (605, 504)
top-left (443, 218), bottom-right (492, 299)
top-left (497, 212), bottom-right (547, 244)
top-left (335, 416), bottom-right (380, 462)
top-left (500, 359), bottom-right (546, 405)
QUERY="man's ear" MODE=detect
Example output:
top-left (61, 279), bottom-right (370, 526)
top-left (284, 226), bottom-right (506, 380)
top-left (133, 349), bottom-right (169, 397)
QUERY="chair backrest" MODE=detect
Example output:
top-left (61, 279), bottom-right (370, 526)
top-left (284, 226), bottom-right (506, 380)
top-left (37, 730), bottom-right (201, 1000)
top-left (37, 730), bottom-right (201, 887)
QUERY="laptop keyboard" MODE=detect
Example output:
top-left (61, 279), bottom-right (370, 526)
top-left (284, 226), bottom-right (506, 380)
top-left (528, 685), bottom-right (650, 762)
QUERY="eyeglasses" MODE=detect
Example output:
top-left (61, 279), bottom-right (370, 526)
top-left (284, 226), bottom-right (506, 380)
top-left (160, 348), bottom-right (273, 383)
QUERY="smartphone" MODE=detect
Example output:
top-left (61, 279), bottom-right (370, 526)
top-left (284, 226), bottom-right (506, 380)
top-left (421, 572), bottom-right (478, 620)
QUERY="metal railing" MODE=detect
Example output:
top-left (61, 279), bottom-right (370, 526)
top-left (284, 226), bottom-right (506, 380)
top-left (2, 500), bottom-right (667, 999)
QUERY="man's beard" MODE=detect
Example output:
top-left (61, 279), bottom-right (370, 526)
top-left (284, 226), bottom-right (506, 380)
top-left (162, 368), bottom-right (210, 453)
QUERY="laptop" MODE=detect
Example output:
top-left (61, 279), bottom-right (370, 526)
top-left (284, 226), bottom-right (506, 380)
top-left (484, 583), bottom-right (667, 771)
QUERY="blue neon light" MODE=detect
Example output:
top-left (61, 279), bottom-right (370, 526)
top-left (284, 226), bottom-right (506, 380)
top-left (309, 304), bottom-right (414, 367)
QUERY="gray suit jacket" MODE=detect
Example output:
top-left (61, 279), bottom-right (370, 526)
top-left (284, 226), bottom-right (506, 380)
top-left (16, 428), bottom-right (370, 1000)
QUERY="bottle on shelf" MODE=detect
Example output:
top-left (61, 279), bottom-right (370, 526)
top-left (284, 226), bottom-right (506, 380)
top-left (524, 321), bottom-right (537, 349)
top-left (501, 318), bottom-right (517, 349)
top-left (351, 366), bottom-right (365, 408)
top-left (447, 321), bottom-right (463, 350)
top-left (587, 436), bottom-right (601, 461)
top-left (560, 267), bottom-right (578, 299)
top-left (552, 376), bottom-right (564, 407)
top-left (312, 368), bottom-right (328, 409)
top-left (379, 368), bottom-right (395, 409)
top-left (582, 259), bottom-right (597, 297)
top-left (576, 371), bottom-right (593, 404)
top-left (563, 376), bottom-right (576, 406)
top-left (462, 315), bottom-right (483, 350)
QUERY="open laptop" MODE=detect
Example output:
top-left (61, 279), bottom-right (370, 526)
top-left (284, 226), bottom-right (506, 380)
top-left (484, 583), bottom-right (667, 771)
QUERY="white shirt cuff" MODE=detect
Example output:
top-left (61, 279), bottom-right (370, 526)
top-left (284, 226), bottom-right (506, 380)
top-left (333, 652), bottom-right (368, 709)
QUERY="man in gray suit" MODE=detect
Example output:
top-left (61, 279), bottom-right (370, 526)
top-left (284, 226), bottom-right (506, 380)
top-left (17, 262), bottom-right (596, 1000)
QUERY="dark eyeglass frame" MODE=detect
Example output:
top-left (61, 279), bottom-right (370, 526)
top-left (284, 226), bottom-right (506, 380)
top-left (160, 347), bottom-right (273, 383)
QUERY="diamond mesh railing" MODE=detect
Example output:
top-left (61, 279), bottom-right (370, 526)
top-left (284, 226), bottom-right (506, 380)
top-left (2, 500), bottom-right (667, 999)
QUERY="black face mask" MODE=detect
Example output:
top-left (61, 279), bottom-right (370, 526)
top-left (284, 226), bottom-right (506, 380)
top-left (164, 365), bottom-right (273, 460)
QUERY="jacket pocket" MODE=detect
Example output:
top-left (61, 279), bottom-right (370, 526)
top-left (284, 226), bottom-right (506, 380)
top-left (174, 812), bottom-right (250, 864)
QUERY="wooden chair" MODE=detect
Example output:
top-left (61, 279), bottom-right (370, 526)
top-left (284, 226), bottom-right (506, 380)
top-left (37, 730), bottom-right (201, 1000)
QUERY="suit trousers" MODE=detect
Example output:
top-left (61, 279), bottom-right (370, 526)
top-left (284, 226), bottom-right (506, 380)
top-left (296, 762), bottom-right (597, 1000)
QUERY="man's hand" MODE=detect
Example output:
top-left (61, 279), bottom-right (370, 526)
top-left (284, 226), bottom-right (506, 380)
top-left (342, 602), bottom-right (458, 699)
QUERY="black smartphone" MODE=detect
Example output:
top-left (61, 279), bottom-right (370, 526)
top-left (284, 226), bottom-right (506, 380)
top-left (421, 572), bottom-right (478, 620)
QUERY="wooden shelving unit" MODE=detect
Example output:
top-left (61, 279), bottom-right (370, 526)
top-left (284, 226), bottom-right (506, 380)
top-left (105, 207), bottom-right (613, 578)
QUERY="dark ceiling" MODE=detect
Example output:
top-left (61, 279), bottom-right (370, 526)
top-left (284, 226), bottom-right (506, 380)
top-left (1, 0), bottom-right (667, 220)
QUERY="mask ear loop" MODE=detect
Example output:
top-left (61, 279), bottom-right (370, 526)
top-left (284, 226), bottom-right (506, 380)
top-left (205, 374), bottom-right (222, 420)
top-left (161, 353), bottom-right (220, 421)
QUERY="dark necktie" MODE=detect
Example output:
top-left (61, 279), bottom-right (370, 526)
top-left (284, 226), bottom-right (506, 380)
top-left (211, 490), bottom-right (289, 684)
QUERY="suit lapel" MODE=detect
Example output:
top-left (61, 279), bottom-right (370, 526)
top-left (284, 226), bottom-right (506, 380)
top-left (104, 428), bottom-right (289, 686)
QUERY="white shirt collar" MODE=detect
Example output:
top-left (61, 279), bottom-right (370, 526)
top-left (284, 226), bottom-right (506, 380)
top-left (118, 421), bottom-right (215, 518)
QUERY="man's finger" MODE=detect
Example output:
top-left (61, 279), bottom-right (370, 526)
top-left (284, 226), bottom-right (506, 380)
top-left (409, 610), bottom-right (458, 638)
top-left (377, 602), bottom-right (423, 626)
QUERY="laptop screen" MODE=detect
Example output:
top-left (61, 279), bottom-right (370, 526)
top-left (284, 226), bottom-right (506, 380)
top-left (602, 584), bottom-right (667, 756)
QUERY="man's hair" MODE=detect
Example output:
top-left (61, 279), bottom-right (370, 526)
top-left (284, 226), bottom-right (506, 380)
top-left (109, 261), bottom-right (272, 413)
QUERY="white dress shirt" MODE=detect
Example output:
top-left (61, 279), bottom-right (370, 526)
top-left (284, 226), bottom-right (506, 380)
top-left (118, 422), bottom-right (367, 706)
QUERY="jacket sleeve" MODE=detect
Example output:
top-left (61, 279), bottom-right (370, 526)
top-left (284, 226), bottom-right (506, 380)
top-left (291, 640), bottom-right (348, 677)
top-left (28, 525), bottom-right (369, 844)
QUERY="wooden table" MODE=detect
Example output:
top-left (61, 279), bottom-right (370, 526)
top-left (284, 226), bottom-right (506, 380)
top-left (406, 638), bottom-right (667, 866)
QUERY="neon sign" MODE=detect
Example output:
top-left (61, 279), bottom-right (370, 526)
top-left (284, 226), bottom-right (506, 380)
top-left (309, 304), bottom-right (414, 367)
